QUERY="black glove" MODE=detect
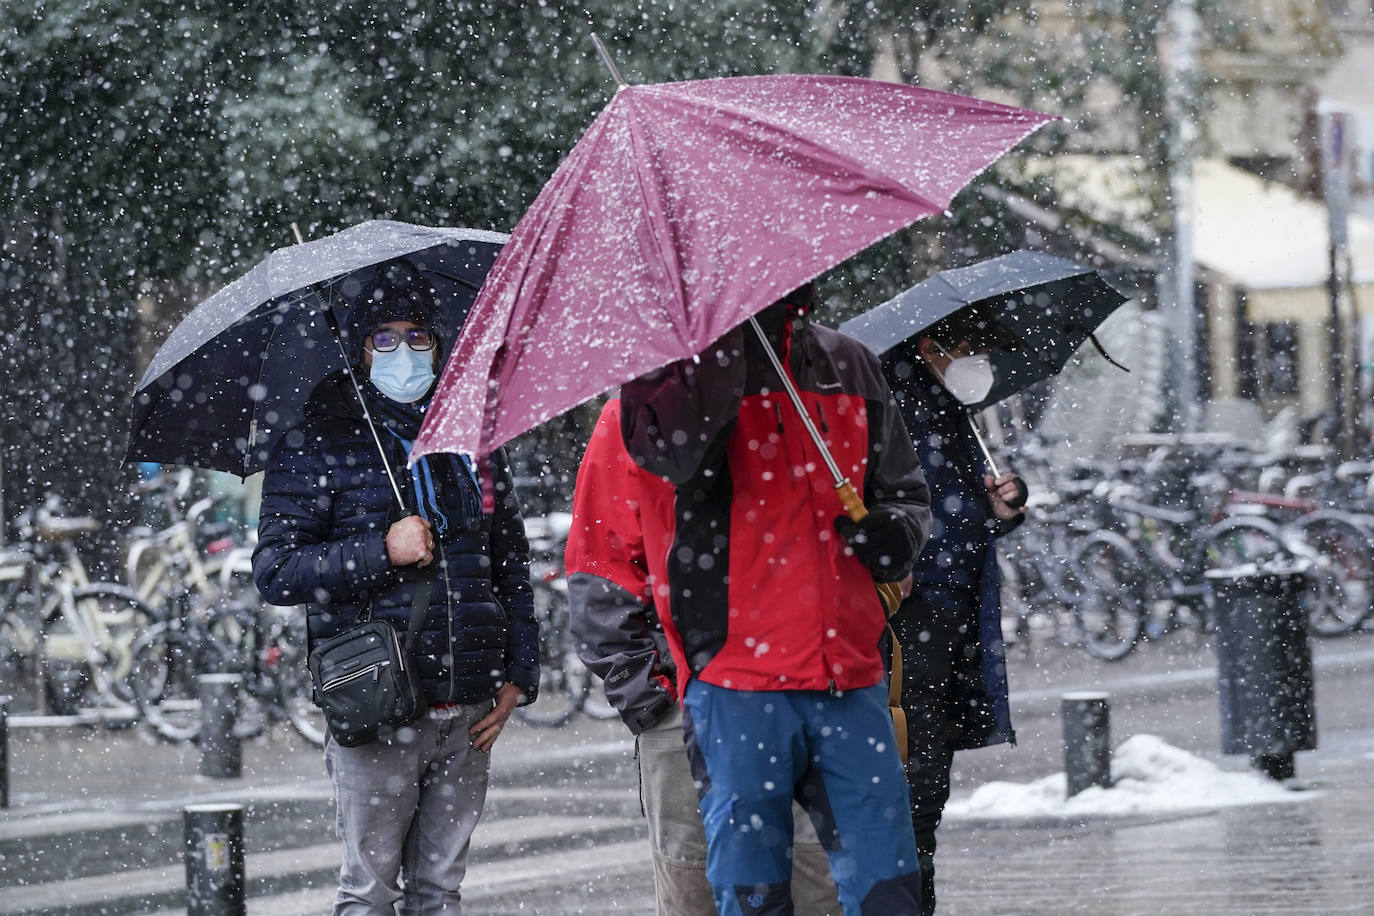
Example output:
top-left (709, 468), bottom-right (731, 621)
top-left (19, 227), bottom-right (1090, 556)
top-left (833, 506), bottom-right (918, 583)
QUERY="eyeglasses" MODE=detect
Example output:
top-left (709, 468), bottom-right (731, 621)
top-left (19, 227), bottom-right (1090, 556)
top-left (367, 327), bottom-right (436, 352)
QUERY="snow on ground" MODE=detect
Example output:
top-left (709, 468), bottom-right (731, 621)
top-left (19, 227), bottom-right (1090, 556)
top-left (945, 734), bottom-right (1318, 821)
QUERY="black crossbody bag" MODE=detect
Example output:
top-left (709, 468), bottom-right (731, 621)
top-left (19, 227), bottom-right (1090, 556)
top-left (308, 574), bottom-right (434, 747)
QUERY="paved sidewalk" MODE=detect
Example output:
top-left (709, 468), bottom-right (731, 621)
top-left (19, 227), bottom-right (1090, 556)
top-left (2, 633), bottom-right (1372, 914)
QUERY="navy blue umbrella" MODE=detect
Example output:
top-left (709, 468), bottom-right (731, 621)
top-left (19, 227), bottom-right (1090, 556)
top-left (838, 250), bottom-right (1129, 411)
top-left (127, 220), bottom-right (507, 478)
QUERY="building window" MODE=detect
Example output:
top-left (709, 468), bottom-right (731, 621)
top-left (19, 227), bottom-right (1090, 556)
top-left (1264, 322), bottom-right (1300, 397)
top-left (1235, 289), bottom-right (1258, 400)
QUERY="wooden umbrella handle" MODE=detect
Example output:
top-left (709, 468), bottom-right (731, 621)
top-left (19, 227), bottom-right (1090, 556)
top-left (835, 478), bottom-right (867, 522)
top-left (835, 479), bottom-right (905, 615)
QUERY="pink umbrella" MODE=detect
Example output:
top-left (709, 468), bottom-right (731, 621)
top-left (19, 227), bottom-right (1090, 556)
top-left (414, 70), bottom-right (1056, 497)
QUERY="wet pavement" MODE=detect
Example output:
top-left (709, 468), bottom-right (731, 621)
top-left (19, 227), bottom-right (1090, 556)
top-left (1, 629), bottom-right (1371, 914)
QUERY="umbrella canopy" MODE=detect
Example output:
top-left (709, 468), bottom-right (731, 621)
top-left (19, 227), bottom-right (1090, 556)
top-left (413, 74), bottom-right (1056, 467)
top-left (838, 250), bottom-right (1129, 410)
top-left (128, 220), bottom-right (507, 477)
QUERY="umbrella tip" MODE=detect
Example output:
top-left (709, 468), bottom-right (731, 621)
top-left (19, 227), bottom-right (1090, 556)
top-left (590, 32), bottom-right (629, 90)
top-left (290, 223), bottom-right (305, 245)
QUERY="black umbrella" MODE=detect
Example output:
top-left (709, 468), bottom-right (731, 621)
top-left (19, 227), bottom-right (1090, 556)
top-left (127, 220), bottom-right (507, 482)
top-left (838, 249), bottom-right (1129, 411)
top-left (839, 250), bottom-right (1130, 507)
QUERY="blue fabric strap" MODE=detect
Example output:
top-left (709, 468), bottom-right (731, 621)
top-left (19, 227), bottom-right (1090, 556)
top-left (384, 427), bottom-right (451, 537)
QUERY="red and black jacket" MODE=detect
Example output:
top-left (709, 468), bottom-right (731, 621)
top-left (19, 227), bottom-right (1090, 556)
top-left (618, 311), bottom-right (931, 693)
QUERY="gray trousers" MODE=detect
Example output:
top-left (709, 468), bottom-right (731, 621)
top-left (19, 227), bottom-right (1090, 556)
top-left (638, 705), bottom-right (841, 916)
top-left (325, 704), bottom-right (492, 916)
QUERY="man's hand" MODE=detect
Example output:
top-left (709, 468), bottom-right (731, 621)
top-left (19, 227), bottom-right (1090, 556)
top-left (386, 515), bottom-right (434, 566)
top-left (833, 506), bottom-right (917, 583)
top-left (986, 474), bottom-right (1028, 521)
top-left (470, 683), bottom-right (523, 752)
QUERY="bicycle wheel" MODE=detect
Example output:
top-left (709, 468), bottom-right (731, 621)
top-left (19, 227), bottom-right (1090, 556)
top-left (1070, 532), bottom-right (1147, 661)
top-left (282, 659), bottom-right (326, 747)
top-left (580, 667), bottom-right (622, 721)
top-left (996, 549), bottom-right (1034, 652)
top-left (271, 610), bottom-right (325, 747)
top-left (513, 578), bottom-right (586, 728)
top-left (204, 604), bottom-right (274, 741)
top-left (1203, 516), bottom-right (1289, 569)
top-left (39, 588), bottom-right (143, 715)
top-left (131, 620), bottom-right (241, 743)
top-left (70, 585), bottom-right (161, 704)
top-left (130, 622), bottom-right (204, 742)
top-left (0, 615), bottom-right (41, 714)
top-left (1289, 514), bottom-right (1374, 637)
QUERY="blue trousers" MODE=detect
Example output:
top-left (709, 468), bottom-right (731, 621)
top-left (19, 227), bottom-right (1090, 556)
top-left (681, 681), bottom-right (922, 916)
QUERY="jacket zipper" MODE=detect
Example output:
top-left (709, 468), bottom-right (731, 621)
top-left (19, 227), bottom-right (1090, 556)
top-left (781, 338), bottom-right (841, 688)
top-left (392, 626), bottom-right (405, 674)
top-left (322, 660), bottom-right (389, 692)
top-left (443, 558), bottom-right (455, 699)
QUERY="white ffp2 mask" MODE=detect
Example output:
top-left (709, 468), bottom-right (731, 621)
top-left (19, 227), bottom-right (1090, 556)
top-left (938, 352), bottom-right (995, 406)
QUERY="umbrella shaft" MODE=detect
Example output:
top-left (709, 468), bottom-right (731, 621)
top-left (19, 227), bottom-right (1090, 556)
top-left (746, 317), bottom-right (844, 485)
top-left (319, 296), bottom-right (407, 511)
top-left (966, 415), bottom-right (1003, 479)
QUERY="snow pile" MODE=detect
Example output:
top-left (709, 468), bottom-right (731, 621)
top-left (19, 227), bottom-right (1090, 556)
top-left (945, 734), bottom-right (1315, 821)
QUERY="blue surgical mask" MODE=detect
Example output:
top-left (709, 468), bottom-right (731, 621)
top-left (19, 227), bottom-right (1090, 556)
top-left (369, 345), bottom-right (436, 403)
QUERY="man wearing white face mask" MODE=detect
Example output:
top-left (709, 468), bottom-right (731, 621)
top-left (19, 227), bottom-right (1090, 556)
top-left (878, 311), bottom-right (1026, 916)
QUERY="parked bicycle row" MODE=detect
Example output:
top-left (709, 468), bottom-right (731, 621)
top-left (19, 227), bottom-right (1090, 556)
top-left (8, 431), bottom-right (1374, 737)
top-left (999, 432), bottom-right (1374, 661)
top-left (0, 471), bottom-right (618, 737)
top-left (0, 472), bottom-right (324, 746)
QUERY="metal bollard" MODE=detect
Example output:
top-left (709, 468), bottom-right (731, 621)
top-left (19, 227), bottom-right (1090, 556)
top-left (0, 695), bottom-right (9, 808)
top-left (198, 673), bottom-right (243, 779)
top-left (1062, 692), bottom-right (1111, 798)
top-left (184, 803), bottom-right (246, 916)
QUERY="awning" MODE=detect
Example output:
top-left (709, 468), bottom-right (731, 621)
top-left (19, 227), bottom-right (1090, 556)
top-left (1317, 42), bottom-right (1374, 118)
top-left (1192, 158), bottom-right (1374, 292)
top-left (1018, 155), bottom-right (1374, 318)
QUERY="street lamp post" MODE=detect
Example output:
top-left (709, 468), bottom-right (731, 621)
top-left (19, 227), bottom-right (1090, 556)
top-left (1158, 0), bottom-right (1201, 432)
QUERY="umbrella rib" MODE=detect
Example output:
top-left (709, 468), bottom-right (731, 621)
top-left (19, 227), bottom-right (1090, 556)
top-left (648, 77), bottom-right (1053, 211)
top-left (618, 95), bottom-right (691, 329)
top-left (650, 87), bottom-right (950, 216)
top-left (240, 280), bottom-right (346, 475)
top-left (241, 289), bottom-right (308, 476)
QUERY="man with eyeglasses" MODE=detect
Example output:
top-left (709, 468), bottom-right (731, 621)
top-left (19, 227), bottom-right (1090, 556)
top-left (253, 266), bottom-right (540, 915)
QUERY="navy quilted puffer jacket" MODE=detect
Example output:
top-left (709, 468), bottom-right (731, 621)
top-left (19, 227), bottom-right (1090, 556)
top-left (252, 373), bottom-right (539, 706)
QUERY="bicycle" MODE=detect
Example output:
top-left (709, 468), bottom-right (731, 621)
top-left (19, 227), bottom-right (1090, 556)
top-left (1069, 449), bottom-right (1293, 660)
top-left (128, 598), bottom-right (244, 741)
top-left (994, 458), bottom-right (1105, 655)
top-left (514, 513), bottom-right (619, 728)
top-left (126, 479), bottom-right (240, 619)
top-left (130, 557), bottom-right (323, 745)
top-left (4, 504), bottom-right (161, 718)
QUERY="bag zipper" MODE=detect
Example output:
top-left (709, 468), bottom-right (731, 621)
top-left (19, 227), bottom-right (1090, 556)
top-left (322, 660), bottom-right (390, 692)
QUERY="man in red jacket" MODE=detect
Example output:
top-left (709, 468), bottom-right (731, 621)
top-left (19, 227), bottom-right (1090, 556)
top-left (567, 397), bottom-right (840, 915)
top-left (613, 284), bottom-right (932, 915)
